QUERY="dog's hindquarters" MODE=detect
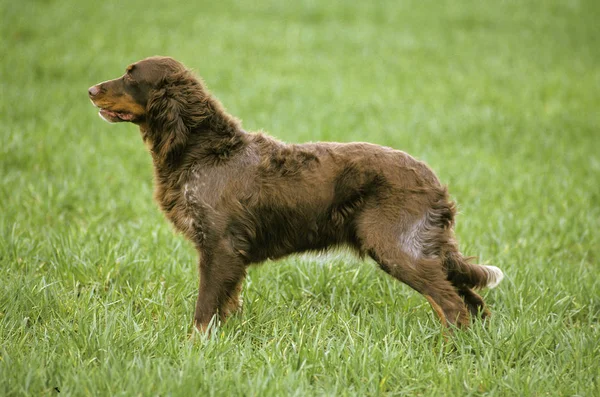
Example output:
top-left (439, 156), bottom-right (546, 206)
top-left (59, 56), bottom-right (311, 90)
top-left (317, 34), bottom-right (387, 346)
top-left (354, 174), bottom-right (502, 327)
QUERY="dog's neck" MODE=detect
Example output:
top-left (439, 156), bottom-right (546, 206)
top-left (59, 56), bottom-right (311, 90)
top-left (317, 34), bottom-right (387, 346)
top-left (139, 109), bottom-right (248, 172)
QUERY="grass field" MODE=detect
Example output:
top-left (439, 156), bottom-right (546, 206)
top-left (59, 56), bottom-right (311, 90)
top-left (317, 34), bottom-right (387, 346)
top-left (1, 0), bottom-right (599, 395)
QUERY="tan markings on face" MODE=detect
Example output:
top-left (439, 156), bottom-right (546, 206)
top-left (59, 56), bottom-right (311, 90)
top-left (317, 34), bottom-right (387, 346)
top-left (93, 92), bottom-right (145, 116)
top-left (113, 93), bottom-right (145, 115)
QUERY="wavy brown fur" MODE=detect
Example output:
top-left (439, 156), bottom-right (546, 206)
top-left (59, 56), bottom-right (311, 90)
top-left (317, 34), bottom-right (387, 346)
top-left (88, 56), bottom-right (501, 332)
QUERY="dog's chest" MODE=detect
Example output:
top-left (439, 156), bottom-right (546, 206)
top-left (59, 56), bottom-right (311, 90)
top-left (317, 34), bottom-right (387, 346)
top-left (155, 148), bottom-right (259, 245)
top-left (160, 164), bottom-right (245, 245)
top-left (183, 168), bottom-right (229, 206)
top-left (174, 170), bottom-right (223, 233)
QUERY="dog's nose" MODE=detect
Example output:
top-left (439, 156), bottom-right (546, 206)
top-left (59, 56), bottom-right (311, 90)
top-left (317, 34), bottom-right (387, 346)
top-left (88, 85), bottom-right (100, 97)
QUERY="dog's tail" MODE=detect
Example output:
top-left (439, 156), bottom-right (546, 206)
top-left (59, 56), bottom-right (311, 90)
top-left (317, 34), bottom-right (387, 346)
top-left (445, 253), bottom-right (504, 290)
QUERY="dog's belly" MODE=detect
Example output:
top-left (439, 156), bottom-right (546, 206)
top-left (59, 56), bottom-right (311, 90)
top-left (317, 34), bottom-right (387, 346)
top-left (226, 176), bottom-right (368, 263)
top-left (227, 202), bottom-right (352, 263)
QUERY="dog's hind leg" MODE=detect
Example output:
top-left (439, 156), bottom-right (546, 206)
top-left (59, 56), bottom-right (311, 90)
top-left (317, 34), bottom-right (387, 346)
top-left (356, 214), bottom-right (470, 329)
top-left (375, 251), bottom-right (470, 329)
top-left (444, 251), bottom-right (503, 319)
top-left (457, 286), bottom-right (490, 319)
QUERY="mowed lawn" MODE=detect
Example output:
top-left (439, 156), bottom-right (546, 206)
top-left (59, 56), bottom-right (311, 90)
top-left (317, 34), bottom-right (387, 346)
top-left (1, 0), bottom-right (599, 395)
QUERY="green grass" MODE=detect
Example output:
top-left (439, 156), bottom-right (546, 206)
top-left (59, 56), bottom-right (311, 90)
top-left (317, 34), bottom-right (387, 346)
top-left (1, 0), bottom-right (599, 395)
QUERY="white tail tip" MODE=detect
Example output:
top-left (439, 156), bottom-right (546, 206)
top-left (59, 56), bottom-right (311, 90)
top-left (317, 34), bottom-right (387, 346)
top-left (483, 265), bottom-right (504, 288)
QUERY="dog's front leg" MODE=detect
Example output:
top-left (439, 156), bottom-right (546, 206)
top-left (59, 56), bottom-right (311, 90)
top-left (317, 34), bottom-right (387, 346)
top-left (193, 241), bottom-right (246, 333)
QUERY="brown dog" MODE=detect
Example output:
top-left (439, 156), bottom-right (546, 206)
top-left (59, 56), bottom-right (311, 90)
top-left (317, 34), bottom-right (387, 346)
top-left (88, 56), bottom-right (503, 332)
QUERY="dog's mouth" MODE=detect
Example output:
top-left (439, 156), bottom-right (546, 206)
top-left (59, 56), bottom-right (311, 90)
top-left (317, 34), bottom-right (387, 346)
top-left (98, 108), bottom-right (136, 123)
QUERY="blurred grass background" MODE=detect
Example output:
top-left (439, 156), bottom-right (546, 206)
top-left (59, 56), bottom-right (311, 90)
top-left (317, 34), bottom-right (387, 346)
top-left (1, 0), bottom-right (599, 395)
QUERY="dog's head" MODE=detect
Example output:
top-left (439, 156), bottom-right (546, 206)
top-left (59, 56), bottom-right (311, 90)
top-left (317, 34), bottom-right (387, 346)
top-left (88, 56), bottom-right (188, 124)
top-left (89, 56), bottom-right (215, 159)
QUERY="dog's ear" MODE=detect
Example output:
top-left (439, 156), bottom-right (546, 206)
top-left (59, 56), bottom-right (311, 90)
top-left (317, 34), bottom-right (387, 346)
top-left (147, 72), bottom-right (209, 160)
